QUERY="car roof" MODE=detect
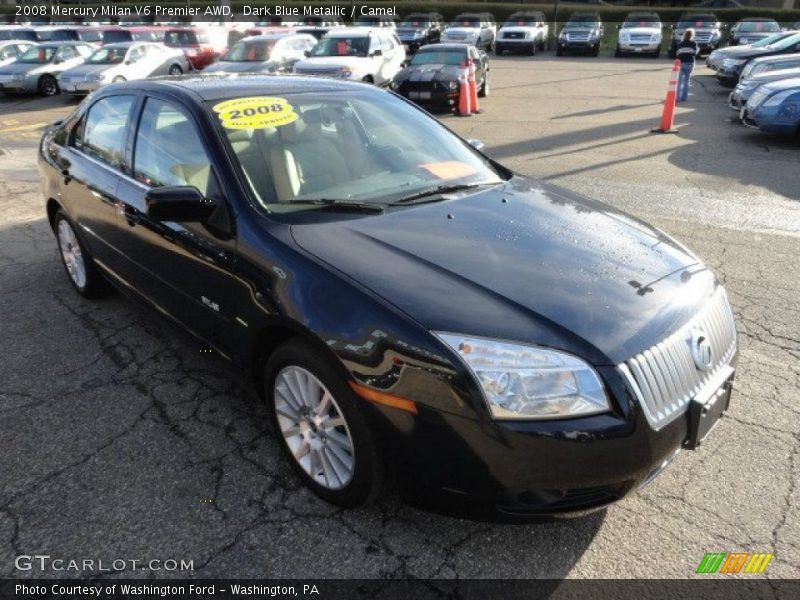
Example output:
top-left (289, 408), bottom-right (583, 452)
top-left (507, 11), bottom-right (546, 19)
top-left (244, 32), bottom-right (305, 41)
top-left (325, 27), bottom-right (379, 37)
top-left (419, 43), bottom-right (470, 51)
top-left (117, 74), bottom-right (374, 103)
top-left (100, 42), bottom-right (138, 49)
top-left (737, 17), bottom-right (778, 22)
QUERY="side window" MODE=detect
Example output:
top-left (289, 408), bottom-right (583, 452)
top-left (77, 45), bottom-right (93, 58)
top-left (0, 46), bottom-right (16, 60)
top-left (77, 95), bottom-right (135, 169)
top-left (133, 98), bottom-right (214, 196)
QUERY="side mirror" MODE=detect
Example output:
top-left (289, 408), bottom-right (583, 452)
top-left (467, 138), bottom-right (485, 152)
top-left (371, 49), bottom-right (382, 57)
top-left (145, 186), bottom-right (218, 222)
top-left (304, 49), bottom-right (310, 57)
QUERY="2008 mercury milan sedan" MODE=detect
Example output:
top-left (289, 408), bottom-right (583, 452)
top-left (39, 76), bottom-right (737, 516)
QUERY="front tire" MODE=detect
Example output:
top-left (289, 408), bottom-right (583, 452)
top-left (54, 210), bottom-right (110, 298)
top-left (112, 76), bottom-right (126, 83)
top-left (265, 339), bottom-right (383, 507)
top-left (168, 64), bottom-right (183, 76)
top-left (38, 74), bottom-right (58, 97)
top-left (479, 71), bottom-right (489, 97)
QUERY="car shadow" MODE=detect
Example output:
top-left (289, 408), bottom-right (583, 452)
top-left (0, 215), bottom-right (606, 579)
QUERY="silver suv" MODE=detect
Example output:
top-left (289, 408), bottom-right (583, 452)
top-left (669, 13), bottom-right (722, 58)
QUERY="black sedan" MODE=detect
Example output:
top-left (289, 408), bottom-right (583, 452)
top-left (391, 44), bottom-right (488, 111)
top-left (716, 32), bottom-right (800, 86)
top-left (39, 76), bottom-right (737, 516)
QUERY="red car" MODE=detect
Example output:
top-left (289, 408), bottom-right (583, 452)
top-left (163, 27), bottom-right (227, 69)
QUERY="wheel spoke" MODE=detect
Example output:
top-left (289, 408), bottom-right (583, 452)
top-left (327, 429), bottom-right (353, 452)
top-left (283, 371), bottom-right (305, 409)
top-left (281, 424), bottom-right (302, 438)
top-left (275, 392), bottom-right (300, 419)
top-left (320, 447), bottom-right (341, 488)
top-left (315, 390), bottom-right (331, 417)
top-left (276, 383), bottom-right (302, 412)
top-left (323, 416), bottom-right (346, 430)
top-left (325, 441), bottom-right (353, 477)
top-left (293, 439), bottom-right (310, 461)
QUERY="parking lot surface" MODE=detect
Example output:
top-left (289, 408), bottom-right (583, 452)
top-left (1, 56), bottom-right (799, 579)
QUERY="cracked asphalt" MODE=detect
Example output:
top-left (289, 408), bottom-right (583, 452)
top-left (0, 56), bottom-right (798, 580)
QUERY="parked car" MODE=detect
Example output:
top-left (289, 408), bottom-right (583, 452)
top-left (716, 32), bottom-right (800, 86)
top-left (0, 42), bottom-right (93, 95)
top-left (495, 11), bottom-right (548, 56)
top-left (163, 27), bottom-right (228, 70)
top-left (0, 40), bottom-right (37, 68)
top-left (294, 16), bottom-right (344, 28)
top-left (557, 13), bottom-right (604, 57)
top-left (39, 75), bottom-right (738, 514)
top-left (706, 31), bottom-right (795, 70)
top-left (739, 52), bottom-right (800, 81)
top-left (693, 0), bottom-right (742, 7)
top-left (203, 33), bottom-right (317, 74)
top-left (48, 27), bottom-right (106, 46)
top-left (101, 27), bottom-right (164, 44)
top-left (0, 27), bottom-right (41, 43)
top-left (742, 76), bottom-right (800, 134)
top-left (294, 26), bottom-right (344, 42)
top-left (441, 13), bottom-right (495, 52)
top-left (391, 43), bottom-right (488, 110)
top-left (57, 42), bottom-right (189, 95)
top-left (615, 12), bottom-right (663, 58)
top-left (729, 18), bottom-right (781, 46)
top-left (293, 28), bottom-right (405, 86)
top-left (395, 12), bottom-right (443, 54)
top-left (729, 65), bottom-right (800, 111)
top-left (669, 13), bottom-right (722, 58)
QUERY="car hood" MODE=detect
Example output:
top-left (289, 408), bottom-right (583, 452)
top-left (500, 26), bottom-right (535, 34)
top-left (745, 67), bottom-right (800, 85)
top-left (444, 27), bottom-right (480, 35)
top-left (294, 56), bottom-right (368, 69)
top-left (204, 60), bottom-right (273, 73)
top-left (761, 75), bottom-right (800, 93)
top-left (396, 27), bottom-right (427, 35)
top-left (0, 61), bottom-right (45, 75)
top-left (394, 63), bottom-right (460, 83)
top-left (728, 46), bottom-right (788, 59)
top-left (620, 27), bottom-right (661, 36)
top-left (289, 177), bottom-right (715, 365)
top-left (59, 63), bottom-right (112, 77)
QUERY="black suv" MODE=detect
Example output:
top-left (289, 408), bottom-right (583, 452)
top-left (395, 12), bottom-right (444, 53)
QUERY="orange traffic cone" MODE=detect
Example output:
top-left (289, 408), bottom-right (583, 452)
top-left (468, 58), bottom-right (481, 114)
top-left (652, 60), bottom-right (680, 134)
top-left (457, 63), bottom-right (472, 117)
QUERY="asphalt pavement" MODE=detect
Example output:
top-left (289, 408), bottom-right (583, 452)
top-left (0, 55), bottom-right (798, 579)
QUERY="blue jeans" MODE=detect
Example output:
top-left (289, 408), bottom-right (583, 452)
top-left (677, 63), bottom-right (694, 102)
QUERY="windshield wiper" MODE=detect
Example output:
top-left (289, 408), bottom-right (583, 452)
top-left (289, 199), bottom-right (386, 213)
top-left (390, 182), bottom-right (499, 206)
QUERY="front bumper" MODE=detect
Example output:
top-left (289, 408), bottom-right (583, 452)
top-left (58, 79), bottom-right (100, 95)
top-left (496, 38), bottom-right (535, 51)
top-left (716, 66), bottom-right (744, 86)
top-left (370, 358), bottom-right (737, 517)
top-left (619, 42), bottom-right (660, 53)
top-left (742, 103), bottom-right (799, 135)
top-left (558, 40), bottom-right (600, 53)
top-left (729, 89), bottom-right (750, 111)
top-left (396, 86), bottom-right (458, 108)
top-left (0, 76), bottom-right (36, 93)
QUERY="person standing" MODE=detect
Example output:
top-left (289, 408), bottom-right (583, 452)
top-left (676, 29), bottom-right (698, 103)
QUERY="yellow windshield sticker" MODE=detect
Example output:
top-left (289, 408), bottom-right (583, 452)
top-left (419, 161), bottom-right (477, 180)
top-left (212, 97), bottom-right (298, 130)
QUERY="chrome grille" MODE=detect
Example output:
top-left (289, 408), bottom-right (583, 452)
top-left (566, 32), bottom-right (591, 42)
top-left (618, 287), bottom-right (737, 430)
top-left (695, 32), bottom-right (713, 43)
top-left (630, 34), bottom-right (653, 43)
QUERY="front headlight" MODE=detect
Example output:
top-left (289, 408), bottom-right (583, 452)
top-left (723, 58), bottom-right (746, 68)
top-left (338, 66), bottom-right (353, 78)
top-left (435, 333), bottom-right (610, 420)
top-left (11, 72), bottom-right (26, 81)
top-left (89, 73), bottom-right (105, 82)
top-left (447, 80), bottom-right (458, 90)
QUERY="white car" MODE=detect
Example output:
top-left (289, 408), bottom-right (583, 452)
top-left (616, 12), bottom-right (663, 58)
top-left (57, 42), bottom-right (189, 96)
top-left (0, 40), bottom-right (37, 68)
top-left (292, 27), bottom-right (405, 86)
top-left (495, 11), bottom-right (548, 56)
top-left (441, 13), bottom-right (495, 51)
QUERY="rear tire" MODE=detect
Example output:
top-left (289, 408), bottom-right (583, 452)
top-left (38, 74), bottom-right (58, 97)
top-left (361, 75), bottom-right (374, 84)
top-left (112, 76), bottom-right (126, 83)
top-left (556, 47), bottom-right (563, 57)
top-left (265, 339), bottom-right (384, 508)
top-left (653, 48), bottom-right (661, 59)
top-left (54, 210), bottom-right (111, 298)
top-left (168, 64), bottom-right (183, 76)
top-left (479, 72), bottom-right (489, 97)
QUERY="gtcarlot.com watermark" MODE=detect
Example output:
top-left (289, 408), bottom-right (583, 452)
top-left (14, 554), bottom-right (194, 573)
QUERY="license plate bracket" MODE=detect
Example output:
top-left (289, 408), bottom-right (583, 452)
top-left (684, 368), bottom-right (733, 450)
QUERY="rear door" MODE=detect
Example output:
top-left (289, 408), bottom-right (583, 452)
top-left (112, 94), bottom-right (240, 357)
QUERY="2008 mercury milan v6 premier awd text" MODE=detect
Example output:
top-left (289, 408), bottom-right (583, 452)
top-left (39, 75), bottom-right (737, 516)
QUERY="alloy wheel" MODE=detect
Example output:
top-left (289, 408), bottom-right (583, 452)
top-left (273, 366), bottom-right (355, 490)
top-left (57, 219), bottom-right (86, 289)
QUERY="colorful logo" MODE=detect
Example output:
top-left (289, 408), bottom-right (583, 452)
top-left (696, 552), bottom-right (773, 574)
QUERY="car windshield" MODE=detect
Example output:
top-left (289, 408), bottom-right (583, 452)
top-left (50, 30), bottom-right (78, 42)
top-left (623, 19), bottom-right (660, 28)
top-left (214, 91), bottom-right (504, 212)
top-left (739, 21), bottom-right (780, 33)
top-left (103, 30), bottom-right (132, 44)
top-left (309, 36), bottom-right (369, 57)
top-left (567, 19), bottom-right (599, 28)
top-left (766, 33), bottom-right (800, 50)
top-left (164, 31), bottom-right (198, 45)
top-left (87, 47), bottom-right (127, 64)
top-left (223, 40), bottom-right (276, 61)
top-left (18, 46), bottom-right (56, 63)
top-left (753, 32), bottom-right (790, 47)
top-left (678, 19), bottom-right (716, 28)
top-left (505, 17), bottom-right (538, 26)
top-left (452, 18), bottom-right (480, 28)
top-left (401, 18), bottom-right (430, 27)
top-left (410, 49), bottom-right (465, 66)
